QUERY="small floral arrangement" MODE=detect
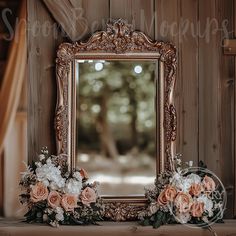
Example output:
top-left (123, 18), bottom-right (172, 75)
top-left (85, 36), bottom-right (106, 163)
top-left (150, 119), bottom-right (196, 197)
top-left (139, 157), bottom-right (226, 231)
top-left (19, 148), bottom-right (104, 227)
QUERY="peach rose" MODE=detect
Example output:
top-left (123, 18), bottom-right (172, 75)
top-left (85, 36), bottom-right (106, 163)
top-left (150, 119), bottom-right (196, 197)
top-left (189, 183), bottom-right (202, 196)
top-left (80, 168), bottom-right (89, 179)
top-left (191, 202), bottom-right (204, 217)
top-left (61, 194), bottom-right (77, 212)
top-left (80, 187), bottom-right (97, 206)
top-left (30, 182), bottom-right (49, 203)
top-left (47, 191), bottom-right (61, 208)
top-left (165, 186), bottom-right (177, 202)
top-left (174, 192), bottom-right (193, 213)
top-left (157, 189), bottom-right (168, 206)
top-left (203, 175), bottom-right (216, 192)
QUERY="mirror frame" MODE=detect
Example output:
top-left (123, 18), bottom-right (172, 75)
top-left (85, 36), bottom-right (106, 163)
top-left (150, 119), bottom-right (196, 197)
top-left (55, 19), bottom-right (177, 221)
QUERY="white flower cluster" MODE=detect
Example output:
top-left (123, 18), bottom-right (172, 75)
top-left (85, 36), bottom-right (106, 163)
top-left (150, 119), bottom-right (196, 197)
top-left (197, 194), bottom-right (214, 217)
top-left (55, 207), bottom-right (64, 222)
top-left (35, 158), bottom-right (66, 190)
top-left (35, 159), bottom-right (83, 195)
top-left (170, 173), bottom-right (201, 193)
top-left (64, 177), bottom-right (82, 195)
top-left (170, 172), bottom-right (215, 221)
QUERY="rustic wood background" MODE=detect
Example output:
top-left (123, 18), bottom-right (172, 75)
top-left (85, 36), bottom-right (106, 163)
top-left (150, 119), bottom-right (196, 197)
top-left (27, 0), bottom-right (236, 218)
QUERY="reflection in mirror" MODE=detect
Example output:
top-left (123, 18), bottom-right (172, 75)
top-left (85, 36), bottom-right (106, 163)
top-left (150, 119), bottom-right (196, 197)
top-left (76, 60), bottom-right (156, 195)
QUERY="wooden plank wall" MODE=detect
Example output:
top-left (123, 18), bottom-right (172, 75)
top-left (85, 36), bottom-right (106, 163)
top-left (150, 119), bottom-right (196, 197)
top-left (27, 0), bottom-right (235, 217)
top-left (27, 0), bottom-right (64, 163)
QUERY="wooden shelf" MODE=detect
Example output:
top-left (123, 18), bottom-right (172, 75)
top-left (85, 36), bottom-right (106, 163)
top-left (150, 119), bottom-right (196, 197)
top-left (0, 219), bottom-right (236, 236)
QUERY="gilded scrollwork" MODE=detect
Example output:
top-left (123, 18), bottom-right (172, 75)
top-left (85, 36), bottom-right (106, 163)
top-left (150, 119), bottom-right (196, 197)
top-left (55, 44), bottom-right (73, 157)
top-left (104, 202), bottom-right (146, 221)
top-left (55, 19), bottom-right (177, 220)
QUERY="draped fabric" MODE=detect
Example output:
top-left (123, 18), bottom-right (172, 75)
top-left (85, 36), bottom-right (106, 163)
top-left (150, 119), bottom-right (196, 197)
top-left (0, 0), bottom-right (26, 153)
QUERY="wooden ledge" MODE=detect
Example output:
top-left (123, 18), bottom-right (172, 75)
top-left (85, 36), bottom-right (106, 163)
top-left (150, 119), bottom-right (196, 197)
top-left (0, 219), bottom-right (236, 236)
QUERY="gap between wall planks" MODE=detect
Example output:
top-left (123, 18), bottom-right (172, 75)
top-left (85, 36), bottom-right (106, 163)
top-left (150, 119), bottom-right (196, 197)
top-left (199, 0), bottom-right (234, 218)
top-left (198, 0), bottom-right (220, 188)
top-left (218, 0), bottom-right (235, 219)
top-left (27, 0), bottom-right (235, 218)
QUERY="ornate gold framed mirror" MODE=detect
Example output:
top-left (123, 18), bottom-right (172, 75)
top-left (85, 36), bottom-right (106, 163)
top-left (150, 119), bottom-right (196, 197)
top-left (55, 19), bottom-right (177, 221)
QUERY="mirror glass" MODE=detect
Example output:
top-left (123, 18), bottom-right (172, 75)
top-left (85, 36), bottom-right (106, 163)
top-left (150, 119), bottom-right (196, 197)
top-left (75, 60), bottom-right (157, 195)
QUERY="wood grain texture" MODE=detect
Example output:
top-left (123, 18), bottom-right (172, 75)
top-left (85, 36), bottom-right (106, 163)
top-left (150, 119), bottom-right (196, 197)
top-left (110, 0), bottom-right (132, 22)
top-left (82, 0), bottom-right (109, 37)
top-left (27, 0), bottom-right (236, 217)
top-left (217, 0), bottom-right (235, 218)
top-left (130, 0), bottom-right (155, 39)
top-left (198, 0), bottom-right (221, 174)
top-left (198, 0), bottom-right (235, 218)
top-left (179, 0), bottom-right (199, 166)
top-left (1, 220), bottom-right (236, 235)
top-left (27, 0), bottom-right (63, 164)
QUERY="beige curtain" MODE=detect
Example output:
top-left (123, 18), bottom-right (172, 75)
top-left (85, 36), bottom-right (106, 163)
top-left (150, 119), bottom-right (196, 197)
top-left (0, 0), bottom-right (26, 153)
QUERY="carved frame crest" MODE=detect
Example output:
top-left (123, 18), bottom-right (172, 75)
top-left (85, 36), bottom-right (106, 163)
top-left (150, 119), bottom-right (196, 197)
top-left (55, 19), bottom-right (177, 221)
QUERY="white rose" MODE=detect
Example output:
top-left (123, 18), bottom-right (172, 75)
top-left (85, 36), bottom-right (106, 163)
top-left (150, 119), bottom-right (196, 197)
top-left (149, 202), bottom-right (159, 215)
top-left (55, 207), bottom-right (64, 214)
top-left (170, 173), bottom-right (190, 192)
top-left (43, 214), bottom-right (48, 222)
top-left (64, 178), bottom-right (82, 195)
top-left (73, 172), bottom-right (82, 182)
top-left (172, 172), bottom-right (182, 181)
top-left (42, 179), bottom-right (49, 187)
top-left (186, 173), bottom-right (201, 184)
top-left (56, 178), bottom-right (66, 189)
top-left (49, 181), bottom-right (58, 190)
top-left (197, 195), bottom-right (213, 216)
top-left (39, 154), bottom-right (45, 161)
top-left (181, 178), bottom-right (192, 192)
top-left (35, 160), bottom-right (65, 190)
top-left (175, 212), bottom-right (191, 224)
top-left (55, 213), bottom-right (64, 222)
top-left (170, 172), bottom-right (182, 187)
top-left (35, 162), bottom-right (42, 168)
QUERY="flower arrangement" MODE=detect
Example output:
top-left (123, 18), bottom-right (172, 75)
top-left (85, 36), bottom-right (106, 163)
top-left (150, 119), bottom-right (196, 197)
top-left (139, 157), bottom-right (226, 231)
top-left (19, 148), bottom-right (104, 227)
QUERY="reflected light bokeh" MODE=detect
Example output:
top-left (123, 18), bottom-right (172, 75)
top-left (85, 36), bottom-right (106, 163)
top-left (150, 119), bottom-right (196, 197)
top-left (76, 60), bottom-right (156, 195)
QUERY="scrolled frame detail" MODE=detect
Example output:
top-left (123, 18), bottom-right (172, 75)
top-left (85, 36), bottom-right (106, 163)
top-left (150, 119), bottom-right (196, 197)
top-left (55, 19), bottom-right (177, 220)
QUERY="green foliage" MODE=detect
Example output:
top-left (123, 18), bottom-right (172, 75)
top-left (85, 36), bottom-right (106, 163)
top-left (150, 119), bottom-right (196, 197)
top-left (141, 211), bottom-right (176, 228)
top-left (23, 199), bottom-right (104, 226)
top-left (24, 200), bottom-right (47, 223)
